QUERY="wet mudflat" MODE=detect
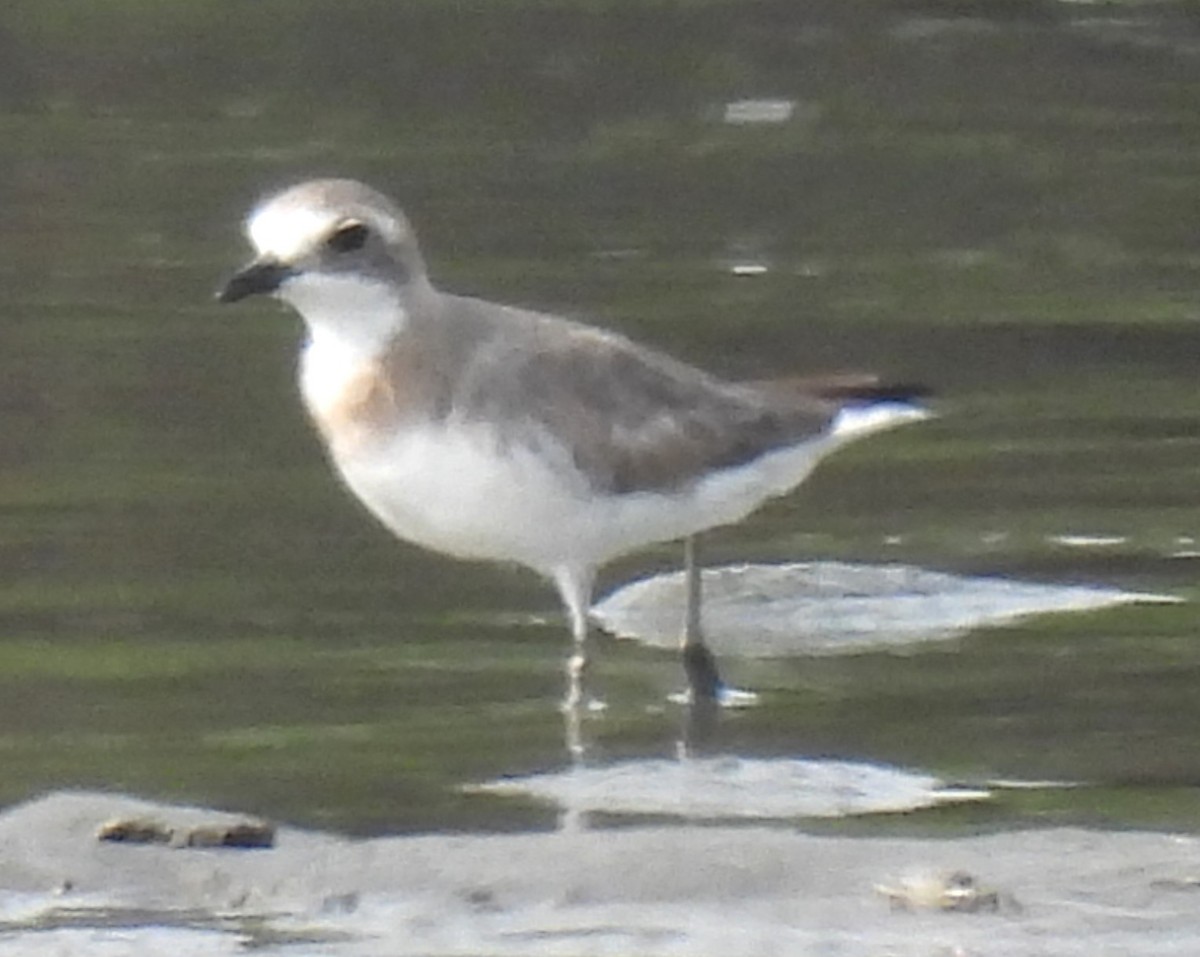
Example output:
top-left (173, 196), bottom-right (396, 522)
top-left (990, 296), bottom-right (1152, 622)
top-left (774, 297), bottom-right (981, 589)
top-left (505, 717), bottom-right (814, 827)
top-left (5, 790), bottom-right (1200, 956)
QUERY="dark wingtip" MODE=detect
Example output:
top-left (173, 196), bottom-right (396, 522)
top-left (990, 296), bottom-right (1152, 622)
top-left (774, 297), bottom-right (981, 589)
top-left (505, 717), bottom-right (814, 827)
top-left (826, 382), bottom-right (933, 403)
top-left (753, 374), bottom-right (934, 404)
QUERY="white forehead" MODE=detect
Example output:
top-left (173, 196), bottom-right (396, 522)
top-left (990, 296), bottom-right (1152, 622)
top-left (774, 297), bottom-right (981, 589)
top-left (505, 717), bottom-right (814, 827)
top-left (246, 187), bottom-right (407, 262)
top-left (247, 204), bottom-right (338, 262)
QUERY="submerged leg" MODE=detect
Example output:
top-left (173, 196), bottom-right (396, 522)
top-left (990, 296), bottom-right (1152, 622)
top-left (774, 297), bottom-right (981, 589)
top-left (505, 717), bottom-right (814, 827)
top-left (681, 535), bottom-right (722, 702)
top-left (552, 566), bottom-right (596, 763)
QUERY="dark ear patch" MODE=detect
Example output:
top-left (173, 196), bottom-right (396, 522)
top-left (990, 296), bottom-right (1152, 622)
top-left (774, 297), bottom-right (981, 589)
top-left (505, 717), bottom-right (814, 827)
top-left (326, 220), bottom-right (370, 254)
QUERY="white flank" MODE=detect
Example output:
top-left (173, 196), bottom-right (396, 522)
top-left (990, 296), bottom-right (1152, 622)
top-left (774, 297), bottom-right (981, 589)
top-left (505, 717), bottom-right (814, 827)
top-left (832, 401), bottom-right (931, 440)
top-left (319, 394), bottom-right (933, 578)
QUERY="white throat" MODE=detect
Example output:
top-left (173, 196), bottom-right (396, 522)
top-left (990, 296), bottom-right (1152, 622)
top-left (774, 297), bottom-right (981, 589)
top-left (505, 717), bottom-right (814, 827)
top-left (284, 273), bottom-right (407, 360)
top-left (285, 274), bottom-right (408, 420)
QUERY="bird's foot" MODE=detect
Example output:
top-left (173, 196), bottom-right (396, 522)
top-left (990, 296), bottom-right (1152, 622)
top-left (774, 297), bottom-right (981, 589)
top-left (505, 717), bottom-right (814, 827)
top-left (672, 645), bottom-right (760, 708)
top-left (667, 685), bottom-right (761, 709)
top-left (681, 642), bottom-right (722, 701)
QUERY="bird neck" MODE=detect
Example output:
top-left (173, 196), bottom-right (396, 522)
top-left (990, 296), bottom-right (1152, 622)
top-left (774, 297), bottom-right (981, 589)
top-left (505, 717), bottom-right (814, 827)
top-left (285, 273), bottom-right (419, 363)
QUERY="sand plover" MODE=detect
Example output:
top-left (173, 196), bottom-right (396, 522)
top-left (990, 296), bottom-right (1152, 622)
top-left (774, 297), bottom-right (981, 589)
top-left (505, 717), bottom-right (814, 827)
top-left (218, 179), bottom-right (929, 709)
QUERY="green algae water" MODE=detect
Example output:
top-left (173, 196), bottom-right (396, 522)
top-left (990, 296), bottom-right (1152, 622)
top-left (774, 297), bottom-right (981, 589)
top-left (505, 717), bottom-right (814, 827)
top-left (0, 2), bottom-right (1200, 835)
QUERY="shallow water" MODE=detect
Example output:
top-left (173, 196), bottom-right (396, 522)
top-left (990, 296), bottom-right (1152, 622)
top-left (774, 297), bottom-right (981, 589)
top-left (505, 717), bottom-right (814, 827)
top-left (1, 2), bottom-right (1200, 836)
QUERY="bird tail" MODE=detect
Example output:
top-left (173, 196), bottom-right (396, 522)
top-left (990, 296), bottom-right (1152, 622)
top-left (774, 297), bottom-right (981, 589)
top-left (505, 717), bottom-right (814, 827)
top-left (830, 389), bottom-right (933, 441)
top-left (745, 372), bottom-right (934, 442)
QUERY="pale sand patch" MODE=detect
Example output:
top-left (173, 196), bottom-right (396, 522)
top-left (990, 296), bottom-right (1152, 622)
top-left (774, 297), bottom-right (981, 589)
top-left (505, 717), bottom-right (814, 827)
top-left (1, 791), bottom-right (1200, 954)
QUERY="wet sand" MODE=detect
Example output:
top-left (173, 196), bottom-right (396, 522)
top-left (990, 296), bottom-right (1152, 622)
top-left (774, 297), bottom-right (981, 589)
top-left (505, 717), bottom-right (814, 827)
top-left (1, 791), bottom-right (1199, 955)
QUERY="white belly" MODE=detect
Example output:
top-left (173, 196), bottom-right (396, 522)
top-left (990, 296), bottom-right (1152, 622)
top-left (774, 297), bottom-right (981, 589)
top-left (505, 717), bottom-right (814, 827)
top-left (325, 418), bottom-right (838, 579)
top-left (331, 422), bottom-right (591, 569)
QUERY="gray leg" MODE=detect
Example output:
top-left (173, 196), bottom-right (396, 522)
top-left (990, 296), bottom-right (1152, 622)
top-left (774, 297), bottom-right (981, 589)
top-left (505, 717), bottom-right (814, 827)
top-left (681, 536), bottom-right (722, 701)
top-left (552, 566), bottom-right (596, 763)
top-left (684, 535), bottom-right (703, 645)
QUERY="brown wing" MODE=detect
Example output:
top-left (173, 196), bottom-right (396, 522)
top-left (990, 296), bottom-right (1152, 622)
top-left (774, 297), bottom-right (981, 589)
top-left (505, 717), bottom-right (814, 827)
top-left (448, 311), bottom-right (839, 495)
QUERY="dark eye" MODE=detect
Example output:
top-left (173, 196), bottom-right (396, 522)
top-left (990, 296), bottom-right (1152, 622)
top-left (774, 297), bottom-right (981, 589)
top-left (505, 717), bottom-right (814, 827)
top-left (326, 221), bottom-right (369, 254)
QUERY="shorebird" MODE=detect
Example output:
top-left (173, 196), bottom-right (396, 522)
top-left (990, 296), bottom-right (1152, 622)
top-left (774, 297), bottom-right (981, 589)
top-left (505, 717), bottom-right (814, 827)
top-left (218, 179), bottom-right (929, 708)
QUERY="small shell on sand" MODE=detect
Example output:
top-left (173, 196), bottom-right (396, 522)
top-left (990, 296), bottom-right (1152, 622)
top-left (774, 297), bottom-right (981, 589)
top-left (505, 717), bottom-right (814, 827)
top-left (96, 817), bottom-right (275, 849)
top-left (876, 870), bottom-right (1014, 913)
top-left (95, 818), bottom-right (173, 845)
top-left (179, 821), bottom-right (275, 849)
